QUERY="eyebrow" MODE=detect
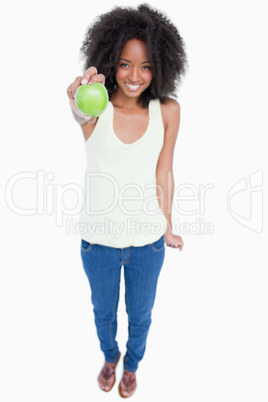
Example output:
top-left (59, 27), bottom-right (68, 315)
top-left (119, 58), bottom-right (151, 64)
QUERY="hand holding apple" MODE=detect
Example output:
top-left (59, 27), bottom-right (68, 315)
top-left (67, 66), bottom-right (106, 124)
top-left (75, 83), bottom-right (108, 117)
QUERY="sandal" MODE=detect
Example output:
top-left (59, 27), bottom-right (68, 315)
top-left (98, 352), bottom-right (121, 392)
top-left (118, 369), bottom-right (137, 398)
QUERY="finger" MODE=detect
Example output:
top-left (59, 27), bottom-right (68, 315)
top-left (81, 66), bottom-right (98, 85)
top-left (67, 84), bottom-right (75, 100)
top-left (90, 73), bottom-right (105, 85)
top-left (67, 76), bottom-right (83, 100)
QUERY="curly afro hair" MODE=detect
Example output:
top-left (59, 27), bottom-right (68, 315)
top-left (80, 3), bottom-right (188, 107)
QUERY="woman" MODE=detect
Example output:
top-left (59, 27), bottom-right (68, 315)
top-left (67, 4), bottom-right (188, 398)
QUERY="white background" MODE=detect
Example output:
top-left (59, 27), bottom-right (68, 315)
top-left (1, 0), bottom-right (267, 401)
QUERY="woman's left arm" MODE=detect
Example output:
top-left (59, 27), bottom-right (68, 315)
top-left (156, 98), bottom-right (184, 250)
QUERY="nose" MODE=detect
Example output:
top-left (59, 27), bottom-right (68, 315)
top-left (129, 67), bottom-right (140, 83)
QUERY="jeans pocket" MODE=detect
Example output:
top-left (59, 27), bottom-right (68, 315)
top-left (149, 235), bottom-right (165, 252)
top-left (81, 239), bottom-right (94, 252)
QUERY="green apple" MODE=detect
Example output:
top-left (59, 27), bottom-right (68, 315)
top-left (75, 83), bottom-right (109, 117)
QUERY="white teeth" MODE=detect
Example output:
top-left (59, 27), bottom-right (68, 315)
top-left (126, 83), bottom-right (140, 90)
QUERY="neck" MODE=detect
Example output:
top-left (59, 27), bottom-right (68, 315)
top-left (110, 87), bottom-right (141, 109)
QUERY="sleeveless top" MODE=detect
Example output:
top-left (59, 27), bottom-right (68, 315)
top-left (79, 99), bottom-right (168, 248)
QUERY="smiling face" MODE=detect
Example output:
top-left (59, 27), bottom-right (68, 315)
top-left (115, 39), bottom-right (153, 101)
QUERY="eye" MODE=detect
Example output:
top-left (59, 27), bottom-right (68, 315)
top-left (142, 65), bottom-right (150, 70)
top-left (120, 63), bottom-right (129, 68)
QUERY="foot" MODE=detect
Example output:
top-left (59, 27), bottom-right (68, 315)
top-left (118, 369), bottom-right (137, 398)
top-left (98, 352), bottom-right (121, 392)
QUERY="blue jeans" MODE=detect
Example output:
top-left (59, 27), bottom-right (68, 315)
top-left (80, 235), bottom-right (165, 373)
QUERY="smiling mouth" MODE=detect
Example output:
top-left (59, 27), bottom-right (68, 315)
top-left (125, 83), bottom-right (142, 91)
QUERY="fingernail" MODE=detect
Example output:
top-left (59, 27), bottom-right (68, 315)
top-left (81, 79), bottom-right (87, 85)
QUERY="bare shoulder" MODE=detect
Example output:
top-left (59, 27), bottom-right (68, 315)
top-left (160, 97), bottom-right (180, 132)
top-left (161, 97), bottom-right (180, 111)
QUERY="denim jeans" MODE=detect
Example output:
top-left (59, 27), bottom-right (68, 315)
top-left (80, 235), bottom-right (165, 373)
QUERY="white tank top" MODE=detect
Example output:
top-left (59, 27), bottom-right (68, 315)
top-left (79, 99), bottom-right (168, 248)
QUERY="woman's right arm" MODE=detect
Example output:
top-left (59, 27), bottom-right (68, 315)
top-left (66, 66), bottom-right (105, 140)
